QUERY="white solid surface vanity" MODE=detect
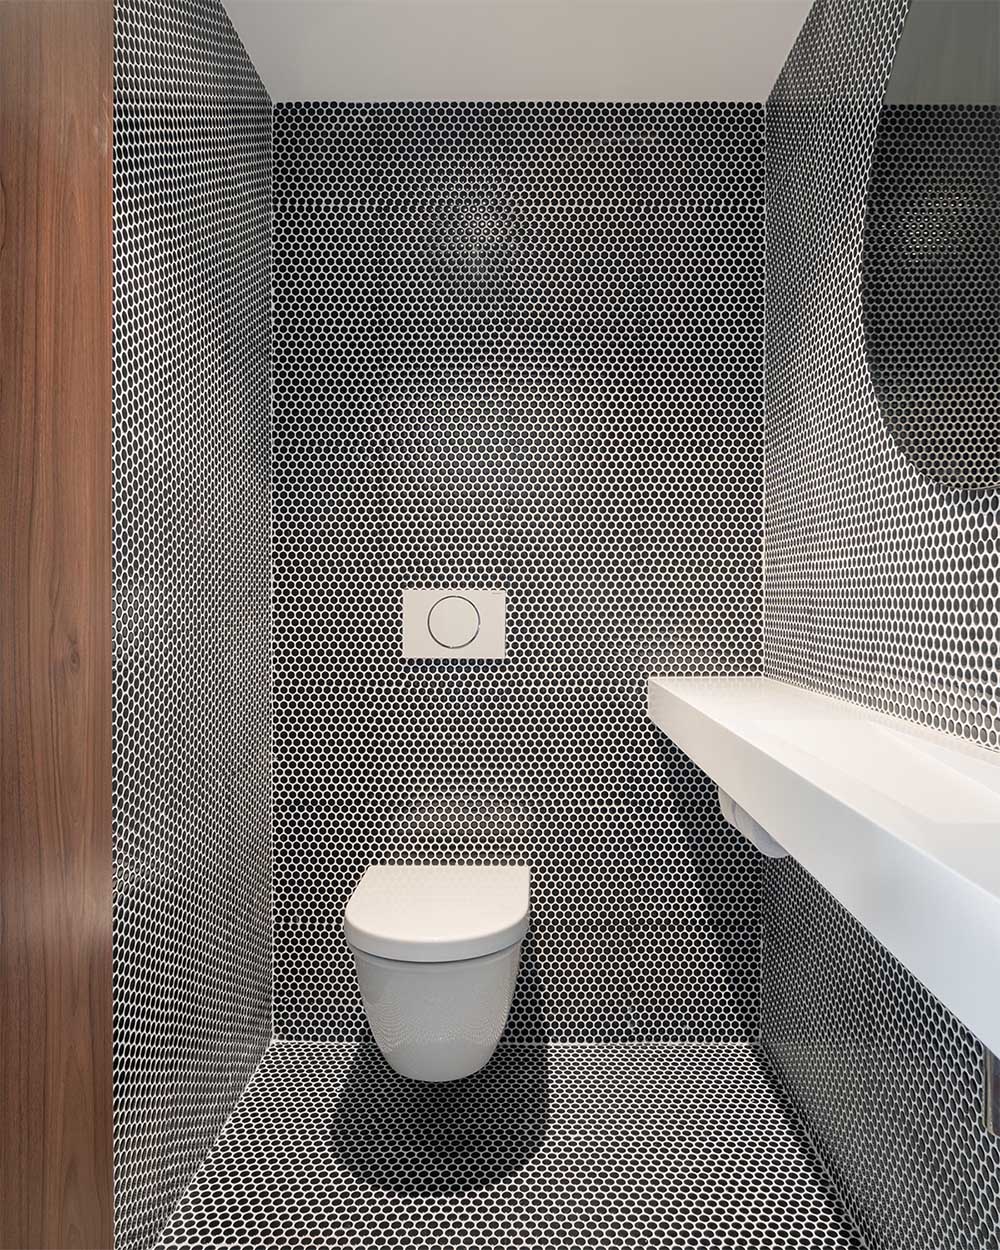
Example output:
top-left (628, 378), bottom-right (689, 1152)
top-left (648, 676), bottom-right (1000, 1056)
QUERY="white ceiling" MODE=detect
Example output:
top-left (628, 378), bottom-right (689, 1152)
top-left (222, 0), bottom-right (815, 104)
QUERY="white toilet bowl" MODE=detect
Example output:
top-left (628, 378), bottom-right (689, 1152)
top-left (344, 865), bottom-right (530, 1082)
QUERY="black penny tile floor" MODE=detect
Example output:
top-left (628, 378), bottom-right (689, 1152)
top-left (154, 1041), bottom-right (864, 1249)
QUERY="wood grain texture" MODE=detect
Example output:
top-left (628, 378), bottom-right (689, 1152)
top-left (0, 3), bottom-right (114, 1246)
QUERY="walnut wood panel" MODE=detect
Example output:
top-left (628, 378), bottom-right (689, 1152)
top-left (0, 3), bottom-right (114, 1247)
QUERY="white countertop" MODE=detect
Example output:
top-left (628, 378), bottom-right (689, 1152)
top-left (648, 676), bottom-right (1000, 1055)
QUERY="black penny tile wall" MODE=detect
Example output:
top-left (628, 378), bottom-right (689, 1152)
top-left (273, 102), bottom-right (765, 1045)
top-left (112, 1), bottom-right (272, 1246)
top-left (765, 0), bottom-right (1000, 749)
top-left (762, 860), bottom-right (1000, 1250)
top-left (764, 1), bottom-right (1000, 1246)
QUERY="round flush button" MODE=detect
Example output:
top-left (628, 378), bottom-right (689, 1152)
top-left (427, 596), bottom-right (481, 649)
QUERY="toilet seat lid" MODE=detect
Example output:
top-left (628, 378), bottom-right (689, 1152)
top-left (344, 865), bottom-right (530, 962)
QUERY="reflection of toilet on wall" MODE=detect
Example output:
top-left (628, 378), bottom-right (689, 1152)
top-left (344, 865), bottom-right (530, 1082)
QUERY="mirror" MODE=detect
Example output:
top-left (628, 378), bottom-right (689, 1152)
top-left (862, 0), bottom-right (1000, 490)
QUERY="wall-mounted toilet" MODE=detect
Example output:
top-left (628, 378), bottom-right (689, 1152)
top-left (344, 864), bottom-right (530, 1082)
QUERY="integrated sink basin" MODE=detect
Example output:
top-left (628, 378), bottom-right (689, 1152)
top-left (648, 676), bottom-right (1000, 1056)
